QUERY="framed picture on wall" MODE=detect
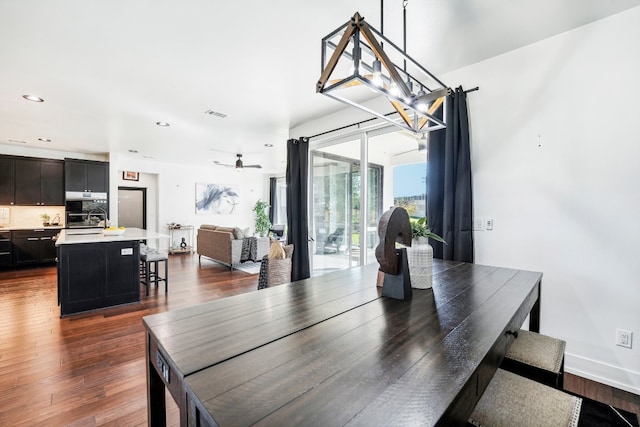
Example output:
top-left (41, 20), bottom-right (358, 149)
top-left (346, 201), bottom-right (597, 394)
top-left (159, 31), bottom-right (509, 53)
top-left (123, 171), bottom-right (139, 181)
top-left (195, 183), bottom-right (239, 214)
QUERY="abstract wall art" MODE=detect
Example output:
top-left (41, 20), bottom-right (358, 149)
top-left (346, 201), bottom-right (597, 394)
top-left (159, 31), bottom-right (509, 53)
top-left (195, 183), bottom-right (239, 215)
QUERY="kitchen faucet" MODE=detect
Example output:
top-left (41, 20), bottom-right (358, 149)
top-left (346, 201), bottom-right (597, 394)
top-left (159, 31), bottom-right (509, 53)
top-left (88, 206), bottom-right (108, 227)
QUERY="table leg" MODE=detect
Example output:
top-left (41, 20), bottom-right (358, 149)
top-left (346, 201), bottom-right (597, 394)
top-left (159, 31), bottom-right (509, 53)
top-left (146, 333), bottom-right (166, 427)
top-left (529, 279), bottom-right (541, 333)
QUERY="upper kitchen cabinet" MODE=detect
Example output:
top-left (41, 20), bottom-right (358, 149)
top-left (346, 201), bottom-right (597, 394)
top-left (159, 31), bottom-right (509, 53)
top-left (14, 158), bottom-right (65, 206)
top-left (64, 159), bottom-right (109, 193)
top-left (0, 156), bottom-right (15, 205)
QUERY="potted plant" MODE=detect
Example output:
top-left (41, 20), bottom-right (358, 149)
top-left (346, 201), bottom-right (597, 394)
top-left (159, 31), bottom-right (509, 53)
top-left (253, 200), bottom-right (272, 237)
top-left (40, 213), bottom-right (51, 226)
top-left (410, 216), bottom-right (446, 245)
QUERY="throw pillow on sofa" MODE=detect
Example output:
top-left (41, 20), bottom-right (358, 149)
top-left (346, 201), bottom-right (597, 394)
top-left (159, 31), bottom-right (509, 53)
top-left (268, 241), bottom-right (285, 259)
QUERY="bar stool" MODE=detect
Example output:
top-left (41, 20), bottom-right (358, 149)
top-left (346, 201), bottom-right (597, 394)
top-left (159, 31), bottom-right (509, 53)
top-left (467, 369), bottom-right (582, 427)
top-left (501, 329), bottom-right (566, 389)
top-left (468, 369), bottom-right (582, 427)
top-left (140, 248), bottom-right (168, 296)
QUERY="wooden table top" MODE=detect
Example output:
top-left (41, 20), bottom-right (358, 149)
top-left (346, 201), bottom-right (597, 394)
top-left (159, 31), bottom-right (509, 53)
top-left (143, 260), bottom-right (542, 426)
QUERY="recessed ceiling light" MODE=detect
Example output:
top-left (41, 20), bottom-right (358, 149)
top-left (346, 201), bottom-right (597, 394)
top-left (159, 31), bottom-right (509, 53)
top-left (264, 144), bottom-right (274, 147)
top-left (129, 149), bottom-right (139, 153)
top-left (156, 121), bottom-right (170, 127)
top-left (23, 95), bottom-right (44, 102)
top-left (8, 139), bottom-right (27, 144)
top-left (38, 138), bottom-right (52, 143)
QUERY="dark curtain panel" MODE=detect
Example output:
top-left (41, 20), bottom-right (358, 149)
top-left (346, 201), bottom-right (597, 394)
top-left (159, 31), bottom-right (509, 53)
top-left (286, 137), bottom-right (311, 281)
top-left (268, 177), bottom-right (277, 224)
top-left (427, 86), bottom-right (474, 262)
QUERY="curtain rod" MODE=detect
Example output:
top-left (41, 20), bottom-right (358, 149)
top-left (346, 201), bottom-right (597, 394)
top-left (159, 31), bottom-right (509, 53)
top-left (308, 86), bottom-right (479, 139)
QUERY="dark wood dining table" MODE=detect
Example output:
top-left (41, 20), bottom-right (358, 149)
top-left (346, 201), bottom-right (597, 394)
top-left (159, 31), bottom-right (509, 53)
top-left (143, 259), bottom-right (541, 426)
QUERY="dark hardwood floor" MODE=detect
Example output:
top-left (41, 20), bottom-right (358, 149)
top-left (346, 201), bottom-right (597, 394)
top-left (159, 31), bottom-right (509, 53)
top-left (0, 255), bottom-right (638, 426)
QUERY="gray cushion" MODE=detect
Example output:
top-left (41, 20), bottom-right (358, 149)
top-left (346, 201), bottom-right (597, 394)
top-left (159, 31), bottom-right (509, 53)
top-left (141, 250), bottom-right (168, 262)
top-left (233, 227), bottom-right (244, 239)
top-left (469, 369), bottom-right (581, 427)
top-left (506, 329), bottom-right (565, 374)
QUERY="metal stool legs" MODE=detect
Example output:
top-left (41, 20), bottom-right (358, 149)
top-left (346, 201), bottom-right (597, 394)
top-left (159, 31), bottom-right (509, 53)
top-left (140, 251), bottom-right (168, 296)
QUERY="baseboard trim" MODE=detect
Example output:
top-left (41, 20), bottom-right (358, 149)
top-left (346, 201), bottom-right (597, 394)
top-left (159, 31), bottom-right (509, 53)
top-left (566, 352), bottom-right (640, 395)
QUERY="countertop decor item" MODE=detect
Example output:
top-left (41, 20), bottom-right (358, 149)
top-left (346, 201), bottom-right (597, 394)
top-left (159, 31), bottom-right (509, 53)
top-left (103, 227), bottom-right (126, 236)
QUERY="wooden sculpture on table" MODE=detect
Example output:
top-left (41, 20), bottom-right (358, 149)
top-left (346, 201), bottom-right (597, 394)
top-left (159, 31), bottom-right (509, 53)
top-left (375, 207), bottom-right (413, 300)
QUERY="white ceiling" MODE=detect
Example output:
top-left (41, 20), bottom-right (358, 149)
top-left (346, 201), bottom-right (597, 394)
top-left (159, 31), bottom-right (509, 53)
top-left (1, 0), bottom-right (639, 172)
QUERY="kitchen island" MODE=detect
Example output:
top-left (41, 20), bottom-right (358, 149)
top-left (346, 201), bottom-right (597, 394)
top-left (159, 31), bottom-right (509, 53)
top-left (56, 227), bottom-right (168, 317)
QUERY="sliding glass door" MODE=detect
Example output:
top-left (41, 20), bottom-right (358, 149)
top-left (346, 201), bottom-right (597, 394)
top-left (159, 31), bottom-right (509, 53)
top-left (309, 128), bottom-right (427, 277)
top-left (312, 151), bottom-right (352, 274)
top-left (311, 139), bottom-right (383, 276)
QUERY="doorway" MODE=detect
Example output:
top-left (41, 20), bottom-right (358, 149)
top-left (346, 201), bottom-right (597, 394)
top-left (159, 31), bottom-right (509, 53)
top-left (118, 187), bottom-right (147, 229)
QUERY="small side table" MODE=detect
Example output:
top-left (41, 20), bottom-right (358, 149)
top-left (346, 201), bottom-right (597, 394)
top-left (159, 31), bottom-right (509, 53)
top-left (168, 225), bottom-right (194, 254)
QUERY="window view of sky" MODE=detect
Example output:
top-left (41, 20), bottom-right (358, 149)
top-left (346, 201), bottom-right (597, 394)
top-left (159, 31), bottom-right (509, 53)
top-left (393, 163), bottom-right (426, 197)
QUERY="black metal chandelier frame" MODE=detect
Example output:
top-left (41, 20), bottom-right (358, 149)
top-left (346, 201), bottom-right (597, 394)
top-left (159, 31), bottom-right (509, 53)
top-left (317, 11), bottom-right (450, 135)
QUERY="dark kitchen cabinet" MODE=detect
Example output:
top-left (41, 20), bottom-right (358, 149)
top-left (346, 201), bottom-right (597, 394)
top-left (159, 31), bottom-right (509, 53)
top-left (14, 158), bottom-right (64, 206)
top-left (12, 229), bottom-right (59, 266)
top-left (41, 161), bottom-right (65, 205)
top-left (57, 240), bottom-right (140, 316)
top-left (0, 156), bottom-right (15, 205)
top-left (64, 159), bottom-right (109, 193)
top-left (0, 231), bottom-right (11, 268)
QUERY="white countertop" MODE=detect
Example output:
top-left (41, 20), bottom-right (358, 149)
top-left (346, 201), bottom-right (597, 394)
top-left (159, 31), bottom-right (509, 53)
top-left (55, 227), bottom-right (169, 246)
top-left (0, 226), bottom-right (64, 231)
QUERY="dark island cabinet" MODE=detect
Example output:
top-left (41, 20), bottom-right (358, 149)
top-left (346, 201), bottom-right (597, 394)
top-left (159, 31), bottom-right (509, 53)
top-left (14, 158), bottom-right (64, 206)
top-left (64, 159), bottom-right (109, 193)
top-left (0, 231), bottom-right (11, 267)
top-left (57, 240), bottom-right (140, 316)
top-left (12, 229), bottom-right (59, 266)
top-left (0, 157), bottom-right (15, 205)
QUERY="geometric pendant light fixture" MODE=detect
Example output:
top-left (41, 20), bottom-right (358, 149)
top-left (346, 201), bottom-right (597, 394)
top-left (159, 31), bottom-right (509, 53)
top-left (317, 9), bottom-right (450, 135)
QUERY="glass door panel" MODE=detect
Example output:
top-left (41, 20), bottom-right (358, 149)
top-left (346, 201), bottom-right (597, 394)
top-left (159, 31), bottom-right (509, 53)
top-left (311, 152), bottom-right (352, 275)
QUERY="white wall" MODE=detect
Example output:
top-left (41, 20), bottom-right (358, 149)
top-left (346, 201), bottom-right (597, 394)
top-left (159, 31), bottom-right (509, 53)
top-left (454, 7), bottom-right (640, 393)
top-left (293, 7), bottom-right (640, 394)
top-left (111, 155), bottom-right (268, 245)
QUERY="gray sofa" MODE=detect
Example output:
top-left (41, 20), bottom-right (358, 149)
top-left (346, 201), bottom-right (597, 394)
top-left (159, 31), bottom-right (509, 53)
top-left (197, 225), bottom-right (270, 270)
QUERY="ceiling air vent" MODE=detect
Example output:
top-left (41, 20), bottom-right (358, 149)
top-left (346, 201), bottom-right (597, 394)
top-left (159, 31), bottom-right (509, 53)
top-left (205, 109), bottom-right (227, 118)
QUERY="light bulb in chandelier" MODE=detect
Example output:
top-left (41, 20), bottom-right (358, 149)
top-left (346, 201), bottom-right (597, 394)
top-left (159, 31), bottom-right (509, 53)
top-left (415, 89), bottom-right (429, 112)
top-left (389, 81), bottom-right (401, 98)
top-left (371, 59), bottom-right (383, 87)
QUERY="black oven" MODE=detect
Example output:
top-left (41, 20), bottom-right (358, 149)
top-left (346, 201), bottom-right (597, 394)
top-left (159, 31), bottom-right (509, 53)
top-left (65, 192), bottom-right (109, 228)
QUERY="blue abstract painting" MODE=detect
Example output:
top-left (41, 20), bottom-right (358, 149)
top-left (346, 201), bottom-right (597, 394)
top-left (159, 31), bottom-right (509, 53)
top-left (195, 183), bottom-right (239, 214)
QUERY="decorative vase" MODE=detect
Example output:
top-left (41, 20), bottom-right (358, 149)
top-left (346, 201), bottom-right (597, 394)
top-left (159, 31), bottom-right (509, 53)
top-left (407, 240), bottom-right (433, 289)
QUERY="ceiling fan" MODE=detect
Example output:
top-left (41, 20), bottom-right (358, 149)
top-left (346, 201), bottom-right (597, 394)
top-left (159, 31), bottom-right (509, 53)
top-left (214, 154), bottom-right (262, 170)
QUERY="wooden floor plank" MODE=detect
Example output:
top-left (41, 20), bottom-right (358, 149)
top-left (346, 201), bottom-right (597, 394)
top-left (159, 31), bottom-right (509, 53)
top-left (0, 254), bottom-right (637, 425)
